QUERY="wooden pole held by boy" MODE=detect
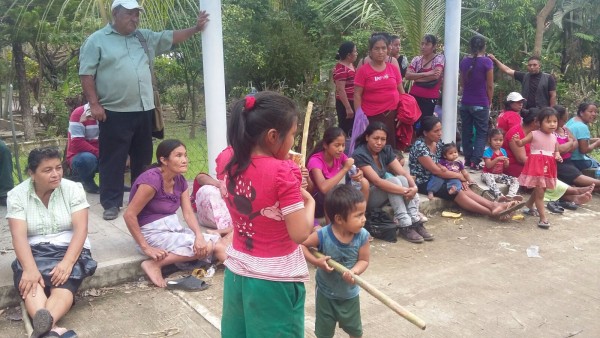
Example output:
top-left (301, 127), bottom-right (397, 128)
top-left (310, 248), bottom-right (427, 330)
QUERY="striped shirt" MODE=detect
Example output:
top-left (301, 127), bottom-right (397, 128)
top-left (67, 104), bottom-right (99, 165)
top-left (5, 178), bottom-right (91, 248)
top-left (218, 153), bottom-right (309, 282)
top-left (333, 63), bottom-right (355, 101)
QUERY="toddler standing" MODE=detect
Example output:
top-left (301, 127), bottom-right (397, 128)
top-left (302, 185), bottom-right (370, 338)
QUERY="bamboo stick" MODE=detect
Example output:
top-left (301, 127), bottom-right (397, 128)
top-left (20, 301), bottom-right (33, 336)
top-left (300, 101), bottom-right (314, 164)
top-left (310, 248), bottom-right (427, 330)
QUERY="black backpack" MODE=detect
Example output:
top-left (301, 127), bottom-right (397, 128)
top-left (364, 208), bottom-right (397, 243)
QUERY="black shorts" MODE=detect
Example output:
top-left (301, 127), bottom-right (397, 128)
top-left (557, 159), bottom-right (582, 185)
top-left (418, 181), bottom-right (457, 201)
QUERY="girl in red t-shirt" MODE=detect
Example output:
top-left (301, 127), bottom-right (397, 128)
top-left (220, 91), bottom-right (315, 338)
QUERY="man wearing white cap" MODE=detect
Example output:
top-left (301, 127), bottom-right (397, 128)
top-left (79, 0), bottom-right (209, 220)
top-left (488, 54), bottom-right (556, 109)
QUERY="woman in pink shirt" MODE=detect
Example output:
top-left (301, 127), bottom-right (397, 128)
top-left (354, 34), bottom-right (405, 149)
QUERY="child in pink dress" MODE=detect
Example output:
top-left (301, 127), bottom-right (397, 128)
top-left (513, 107), bottom-right (563, 228)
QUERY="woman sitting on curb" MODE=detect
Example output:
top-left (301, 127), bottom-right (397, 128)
top-left (307, 127), bottom-right (369, 219)
top-left (409, 116), bottom-right (524, 221)
top-left (124, 139), bottom-right (226, 288)
top-left (353, 122), bottom-right (431, 243)
top-left (7, 147), bottom-right (96, 338)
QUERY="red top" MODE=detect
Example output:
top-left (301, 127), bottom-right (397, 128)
top-left (217, 148), bottom-right (309, 282)
top-left (496, 110), bottom-right (521, 135)
top-left (66, 105), bottom-right (99, 165)
top-left (502, 124), bottom-right (530, 177)
top-left (354, 63), bottom-right (402, 116)
top-left (333, 63), bottom-right (355, 101)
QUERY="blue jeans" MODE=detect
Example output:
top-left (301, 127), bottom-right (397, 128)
top-left (71, 152), bottom-right (98, 185)
top-left (460, 105), bottom-right (490, 166)
top-left (427, 175), bottom-right (461, 194)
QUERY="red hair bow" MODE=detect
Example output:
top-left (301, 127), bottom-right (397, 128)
top-left (244, 95), bottom-right (256, 111)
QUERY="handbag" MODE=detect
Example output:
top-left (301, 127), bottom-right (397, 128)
top-left (413, 55), bottom-right (441, 89)
top-left (134, 31), bottom-right (165, 139)
top-left (364, 208), bottom-right (398, 243)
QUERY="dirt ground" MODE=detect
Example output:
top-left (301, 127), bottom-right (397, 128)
top-left (1, 201), bottom-right (599, 338)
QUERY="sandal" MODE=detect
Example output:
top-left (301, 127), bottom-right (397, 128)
top-left (60, 330), bottom-right (78, 338)
top-left (547, 201), bottom-right (564, 214)
top-left (537, 220), bottom-right (550, 229)
top-left (166, 275), bottom-right (209, 292)
top-left (31, 309), bottom-right (53, 338)
top-left (496, 200), bottom-right (527, 217)
top-left (523, 208), bottom-right (540, 217)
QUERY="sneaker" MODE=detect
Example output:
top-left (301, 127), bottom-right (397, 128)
top-left (398, 227), bottom-right (424, 243)
top-left (103, 207), bottom-right (120, 220)
top-left (414, 223), bottom-right (434, 241)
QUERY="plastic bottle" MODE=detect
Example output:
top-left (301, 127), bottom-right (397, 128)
top-left (348, 165), bottom-right (361, 190)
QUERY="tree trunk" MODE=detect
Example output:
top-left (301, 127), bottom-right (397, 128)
top-left (13, 42), bottom-right (36, 140)
top-left (533, 0), bottom-right (557, 58)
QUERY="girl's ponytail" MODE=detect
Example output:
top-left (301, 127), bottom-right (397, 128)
top-left (225, 91), bottom-right (298, 180)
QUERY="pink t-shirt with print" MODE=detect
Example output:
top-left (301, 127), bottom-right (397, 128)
top-left (354, 63), bottom-right (402, 116)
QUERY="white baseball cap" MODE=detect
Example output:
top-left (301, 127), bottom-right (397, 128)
top-left (112, 0), bottom-right (144, 11)
top-left (506, 92), bottom-right (526, 102)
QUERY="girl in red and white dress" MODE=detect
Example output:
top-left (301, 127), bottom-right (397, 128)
top-left (219, 91), bottom-right (315, 338)
top-left (513, 107), bottom-right (563, 229)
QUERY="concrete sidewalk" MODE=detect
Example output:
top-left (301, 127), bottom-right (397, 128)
top-left (0, 168), bottom-right (498, 308)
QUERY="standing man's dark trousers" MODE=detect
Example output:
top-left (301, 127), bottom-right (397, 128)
top-left (99, 110), bottom-right (153, 210)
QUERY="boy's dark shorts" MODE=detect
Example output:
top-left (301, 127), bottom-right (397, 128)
top-left (315, 289), bottom-right (362, 338)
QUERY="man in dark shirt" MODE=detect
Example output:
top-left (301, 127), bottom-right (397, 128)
top-left (488, 55), bottom-right (556, 109)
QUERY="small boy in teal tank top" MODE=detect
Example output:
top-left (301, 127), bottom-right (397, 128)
top-left (302, 185), bottom-right (370, 338)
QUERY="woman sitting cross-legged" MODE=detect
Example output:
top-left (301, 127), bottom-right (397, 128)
top-left (352, 121), bottom-right (430, 243)
top-left (409, 116), bottom-right (525, 221)
top-left (124, 139), bottom-right (227, 288)
top-left (7, 147), bottom-right (97, 338)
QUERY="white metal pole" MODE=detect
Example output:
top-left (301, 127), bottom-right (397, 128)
top-left (441, 0), bottom-right (462, 144)
top-left (200, 0), bottom-right (227, 176)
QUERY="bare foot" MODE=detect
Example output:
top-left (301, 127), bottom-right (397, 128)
top-left (448, 186), bottom-right (457, 195)
top-left (141, 260), bottom-right (166, 288)
top-left (497, 195), bottom-right (509, 202)
top-left (588, 184), bottom-right (595, 193)
top-left (427, 192), bottom-right (434, 200)
top-left (50, 327), bottom-right (68, 335)
top-left (574, 192), bottom-right (592, 205)
top-left (573, 185), bottom-right (594, 194)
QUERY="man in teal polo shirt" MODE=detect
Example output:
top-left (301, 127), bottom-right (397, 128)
top-left (79, 0), bottom-right (208, 220)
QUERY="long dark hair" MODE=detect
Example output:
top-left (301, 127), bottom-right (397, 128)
top-left (225, 91), bottom-right (298, 180)
top-left (336, 41), bottom-right (355, 60)
top-left (577, 102), bottom-right (596, 117)
top-left (521, 108), bottom-right (540, 126)
top-left (152, 139), bottom-right (185, 168)
top-left (418, 116), bottom-right (441, 137)
top-left (308, 127), bottom-right (346, 161)
top-left (356, 121), bottom-right (388, 147)
top-left (466, 35), bottom-right (486, 82)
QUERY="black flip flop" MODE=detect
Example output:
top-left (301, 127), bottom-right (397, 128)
top-left (60, 330), bottom-right (78, 338)
top-left (42, 332), bottom-right (60, 337)
top-left (547, 201), bottom-right (564, 214)
top-left (557, 200), bottom-right (578, 210)
top-left (31, 309), bottom-right (53, 338)
top-left (167, 275), bottom-right (209, 292)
